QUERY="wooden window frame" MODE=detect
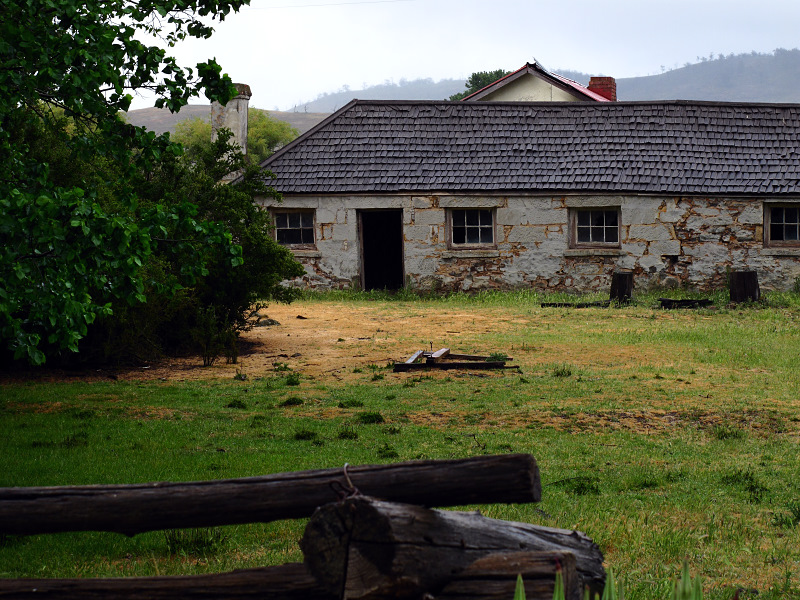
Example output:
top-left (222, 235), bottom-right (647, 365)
top-left (447, 208), bottom-right (496, 249)
top-left (764, 203), bottom-right (800, 248)
top-left (569, 207), bottom-right (621, 249)
top-left (273, 209), bottom-right (316, 249)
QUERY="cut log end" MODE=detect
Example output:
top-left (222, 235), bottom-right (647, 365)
top-left (302, 496), bottom-right (604, 600)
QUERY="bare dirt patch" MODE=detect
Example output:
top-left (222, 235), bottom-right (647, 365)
top-left (111, 302), bottom-right (529, 383)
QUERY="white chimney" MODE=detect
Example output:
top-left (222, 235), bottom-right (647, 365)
top-left (211, 83), bottom-right (251, 155)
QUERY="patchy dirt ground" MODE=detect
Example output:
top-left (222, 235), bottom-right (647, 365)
top-left (117, 301), bottom-right (512, 383)
top-left (108, 301), bottom-right (691, 385)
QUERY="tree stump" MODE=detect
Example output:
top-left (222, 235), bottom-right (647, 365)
top-left (729, 270), bottom-right (760, 303)
top-left (609, 271), bottom-right (633, 303)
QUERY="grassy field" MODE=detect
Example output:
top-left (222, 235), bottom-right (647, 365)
top-left (2, 290), bottom-right (800, 599)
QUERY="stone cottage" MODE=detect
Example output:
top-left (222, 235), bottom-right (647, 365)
top-left (255, 99), bottom-right (800, 293)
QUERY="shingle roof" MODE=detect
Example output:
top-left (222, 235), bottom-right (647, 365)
top-left (259, 100), bottom-right (800, 196)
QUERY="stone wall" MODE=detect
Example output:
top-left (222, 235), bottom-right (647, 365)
top-left (259, 194), bottom-right (800, 292)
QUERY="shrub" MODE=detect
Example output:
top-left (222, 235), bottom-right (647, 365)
top-left (279, 397), bottom-right (303, 407)
top-left (357, 411), bottom-right (385, 424)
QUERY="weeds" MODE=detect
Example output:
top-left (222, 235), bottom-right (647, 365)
top-left (712, 424), bottom-right (746, 440)
top-left (720, 468), bottom-right (768, 503)
top-left (279, 397), bottom-right (304, 407)
top-left (337, 399), bottom-right (364, 408)
top-left (163, 528), bottom-right (227, 556)
top-left (337, 428), bottom-right (358, 440)
top-left (772, 500), bottom-right (800, 528)
top-left (376, 443), bottom-right (399, 459)
top-left (356, 411), bottom-right (385, 424)
top-left (551, 363), bottom-right (573, 378)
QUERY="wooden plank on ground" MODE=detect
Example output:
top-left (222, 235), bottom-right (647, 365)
top-left (394, 361), bottom-right (515, 372)
top-left (404, 350), bottom-right (425, 364)
top-left (429, 348), bottom-right (450, 362)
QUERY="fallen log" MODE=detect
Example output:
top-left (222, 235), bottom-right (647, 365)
top-left (435, 551), bottom-right (580, 600)
top-left (301, 496), bottom-right (604, 600)
top-left (0, 563), bottom-right (335, 600)
top-left (393, 361), bottom-right (516, 372)
top-left (659, 298), bottom-right (713, 309)
top-left (0, 454), bottom-right (540, 537)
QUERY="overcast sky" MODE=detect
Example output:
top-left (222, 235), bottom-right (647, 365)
top-left (129, 0), bottom-right (800, 111)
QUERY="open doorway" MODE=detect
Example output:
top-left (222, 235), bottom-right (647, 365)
top-left (358, 209), bottom-right (404, 291)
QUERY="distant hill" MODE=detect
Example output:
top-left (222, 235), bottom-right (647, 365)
top-left (618, 48), bottom-right (800, 102)
top-left (288, 78), bottom-right (466, 113)
top-left (127, 50), bottom-right (800, 135)
top-left (289, 49), bottom-right (800, 112)
top-left (124, 105), bottom-right (330, 136)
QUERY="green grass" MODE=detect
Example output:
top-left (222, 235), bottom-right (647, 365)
top-left (2, 292), bottom-right (800, 598)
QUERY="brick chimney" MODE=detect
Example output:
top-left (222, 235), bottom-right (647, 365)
top-left (211, 83), bottom-right (252, 155)
top-left (587, 77), bottom-right (616, 101)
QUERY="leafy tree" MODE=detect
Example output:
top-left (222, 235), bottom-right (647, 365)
top-left (0, 0), bottom-right (253, 364)
top-left (449, 69), bottom-right (511, 101)
top-left (99, 128), bottom-right (304, 365)
top-left (173, 108), bottom-right (299, 164)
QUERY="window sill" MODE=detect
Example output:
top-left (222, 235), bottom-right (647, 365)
top-left (762, 247), bottom-right (800, 256)
top-left (442, 249), bottom-right (500, 259)
top-left (564, 248), bottom-right (622, 257)
top-left (288, 249), bottom-right (322, 258)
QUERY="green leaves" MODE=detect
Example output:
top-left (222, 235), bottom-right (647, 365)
top-left (0, 0), bottom-right (254, 364)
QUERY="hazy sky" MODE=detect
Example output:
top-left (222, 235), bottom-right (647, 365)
top-left (129, 0), bottom-right (800, 111)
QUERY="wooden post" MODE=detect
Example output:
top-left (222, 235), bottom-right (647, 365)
top-left (729, 270), bottom-right (760, 303)
top-left (0, 455), bottom-right (541, 537)
top-left (301, 496), bottom-right (604, 599)
top-left (609, 271), bottom-right (633, 304)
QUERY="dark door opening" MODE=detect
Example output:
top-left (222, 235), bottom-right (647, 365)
top-left (359, 210), bottom-right (404, 291)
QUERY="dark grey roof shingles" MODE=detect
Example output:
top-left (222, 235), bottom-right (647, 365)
top-left (259, 100), bottom-right (800, 195)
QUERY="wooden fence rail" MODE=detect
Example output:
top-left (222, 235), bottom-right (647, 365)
top-left (0, 454), bottom-right (540, 537)
top-left (0, 454), bottom-right (602, 600)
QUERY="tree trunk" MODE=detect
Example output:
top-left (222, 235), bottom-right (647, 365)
top-left (609, 271), bottom-right (633, 303)
top-left (0, 564), bottom-right (334, 600)
top-left (729, 270), bottom-right (760, 303)
top-left (300, 496), bottom-right (604, 600)
top-left (0, 455), bottom-right (540, 537)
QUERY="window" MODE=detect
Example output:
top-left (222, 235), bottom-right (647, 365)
top-left (765, 205), bottom-right (800, 246)
top-left (450, 209), bottom-right (494, 246)
top-left (274, 211), bottom-right (315, 246)
top-left (570, 208), bottom-right (620, 247)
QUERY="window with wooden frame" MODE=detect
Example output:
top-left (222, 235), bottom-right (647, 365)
top-left (764, 204), bottom-right (800, 247)
top-left (569, 208), bottom-right (620, 248)
top-left (449, 208), bottom-right (495, 247)
top-left (273, 210), bottom-right (315, 247)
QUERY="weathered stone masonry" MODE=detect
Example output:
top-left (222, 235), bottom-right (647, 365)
top-left (261, 194), bottom-right (800, 293)
top-left (255, 101), bottom-right (800, 293)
